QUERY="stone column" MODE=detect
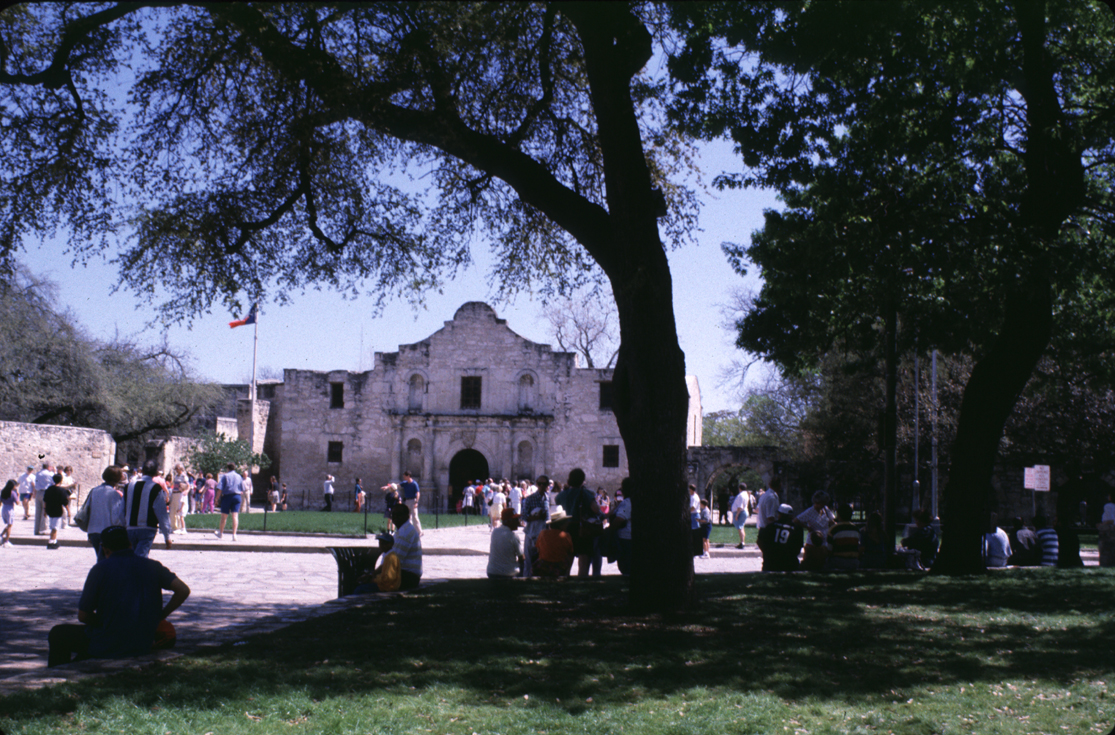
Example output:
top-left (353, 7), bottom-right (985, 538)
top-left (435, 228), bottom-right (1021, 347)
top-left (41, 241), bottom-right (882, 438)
top-left (390, 415), bottom-right (402, 482)
top-left (423, 418), bottom-right (434, 507)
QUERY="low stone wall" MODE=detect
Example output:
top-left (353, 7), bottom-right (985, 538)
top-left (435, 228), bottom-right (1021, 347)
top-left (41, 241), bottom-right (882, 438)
top-left (0, 421), bottom-right (116, 504)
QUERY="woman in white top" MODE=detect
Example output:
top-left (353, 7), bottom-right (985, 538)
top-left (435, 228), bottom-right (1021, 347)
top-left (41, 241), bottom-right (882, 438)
top-left (489, 485), bottom-right (507, 530)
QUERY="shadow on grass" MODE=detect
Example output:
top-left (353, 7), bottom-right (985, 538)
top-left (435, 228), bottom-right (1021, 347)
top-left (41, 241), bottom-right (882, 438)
top-left (5, 569), bottom-right (1114, 719)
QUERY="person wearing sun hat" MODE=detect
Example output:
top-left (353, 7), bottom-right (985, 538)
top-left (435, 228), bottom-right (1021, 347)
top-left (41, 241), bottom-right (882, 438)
top-left (532, 508), bottom-right (576, 577)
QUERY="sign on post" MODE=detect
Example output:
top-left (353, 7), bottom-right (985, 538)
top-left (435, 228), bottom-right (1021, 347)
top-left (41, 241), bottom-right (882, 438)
top-left (1024, 465), bottom-right (1051, 492)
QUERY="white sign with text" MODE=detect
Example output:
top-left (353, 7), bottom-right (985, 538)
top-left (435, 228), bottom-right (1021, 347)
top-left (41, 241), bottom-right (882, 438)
top-left (1024, 465), bottom-right (1051, 492)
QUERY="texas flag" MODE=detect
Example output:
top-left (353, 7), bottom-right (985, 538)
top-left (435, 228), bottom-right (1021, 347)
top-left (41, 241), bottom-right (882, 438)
top-left (229, 303), bottom-right (258, 329)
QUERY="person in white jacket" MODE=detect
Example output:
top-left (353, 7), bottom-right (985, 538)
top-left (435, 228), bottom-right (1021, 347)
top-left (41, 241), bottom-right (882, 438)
top-left (85, 466), bottom-right (126, 561)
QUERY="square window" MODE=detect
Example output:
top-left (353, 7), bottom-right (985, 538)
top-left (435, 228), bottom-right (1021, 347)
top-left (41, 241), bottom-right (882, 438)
top-left (602, 444), bottom-right (620, 468)
top-left (330, 382), bottom-right (344, 409)
top-left (461, 376), bottom-right (482, 409)
top-left (599, 381), bottom-right (614, 411)
top-left (327, 441), bottom-right (343, 463)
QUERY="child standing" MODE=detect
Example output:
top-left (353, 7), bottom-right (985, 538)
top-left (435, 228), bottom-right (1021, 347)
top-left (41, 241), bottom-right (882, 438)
top-left (44, 474), bottom-right (71, 550)
top-left (698, 499), bottom-right (713, 559)
top-left (1, 480), bottom-right (17, 547)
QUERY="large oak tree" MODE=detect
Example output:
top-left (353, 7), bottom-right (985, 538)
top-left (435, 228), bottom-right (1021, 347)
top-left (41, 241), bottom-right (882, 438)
top-left (1, 3), bottom-right (696, 608)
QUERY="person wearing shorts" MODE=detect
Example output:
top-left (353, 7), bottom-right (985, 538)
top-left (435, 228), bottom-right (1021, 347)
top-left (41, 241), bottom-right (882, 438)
top-left (18, 466), bottom-right (36, 521)
top-left (215, 464), bottom-right (244, 541)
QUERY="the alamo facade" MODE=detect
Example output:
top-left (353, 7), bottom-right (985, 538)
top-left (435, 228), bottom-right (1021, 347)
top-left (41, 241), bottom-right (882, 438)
top-left (251, 302), bottom-right (701, 510)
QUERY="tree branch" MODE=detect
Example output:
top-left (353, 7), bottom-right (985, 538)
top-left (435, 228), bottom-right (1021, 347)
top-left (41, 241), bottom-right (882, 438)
top-left (204, 3), bottom-right (616, 265)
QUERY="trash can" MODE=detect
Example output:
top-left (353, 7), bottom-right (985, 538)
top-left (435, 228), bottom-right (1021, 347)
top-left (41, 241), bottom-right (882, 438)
top-left (328, 547), bottom-right (382, 597)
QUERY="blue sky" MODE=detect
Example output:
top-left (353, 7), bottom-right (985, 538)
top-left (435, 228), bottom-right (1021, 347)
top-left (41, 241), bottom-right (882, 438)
top-left (30, 141), bottom-right (777, 415)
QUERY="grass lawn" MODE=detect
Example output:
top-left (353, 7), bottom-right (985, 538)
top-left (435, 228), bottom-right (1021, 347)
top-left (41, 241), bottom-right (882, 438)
top-left (4, 570), bottom-right (1113, 734)
top-left (184, 512), bottom-right (763, 542)
top-left (185, 509), bottom-right (485, 535)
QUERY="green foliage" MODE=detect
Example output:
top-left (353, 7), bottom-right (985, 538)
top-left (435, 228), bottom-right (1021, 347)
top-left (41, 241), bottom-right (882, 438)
top-left (0, 3), bottom-right (698, 320)
top-left (3, 571), bottom-right (1113, 734)
top-left (670, 1), bottom-right (1115, 375)
top-left (184, 433), bottom-right (269, 478)
top-left (0, 264), bottom-right (222, 441)
top-left (703, 382), bottom-right (812, 455)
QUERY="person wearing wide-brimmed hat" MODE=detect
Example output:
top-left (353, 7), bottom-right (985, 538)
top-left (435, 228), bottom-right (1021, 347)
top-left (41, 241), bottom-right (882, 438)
top-left (521, 475), bottom-right (551, 577)
top-left (532, 508), bottom-right (575, 577)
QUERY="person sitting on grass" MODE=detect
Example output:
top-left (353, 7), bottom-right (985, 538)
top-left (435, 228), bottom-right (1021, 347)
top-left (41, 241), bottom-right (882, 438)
top-left (487, 508), bottom-right (524, 579)
top-left (532, 509), bottom-right (575, 578)
top-left (983, 513), bottom-right (1012, 568)
top-left (1007, 517), bottom-right (1041, 566)
top-left (901, 509), bottom-right (939, 569)
top-left (1033, 513), bottom-right (1059, 567)
top-left (758, 504), bottom-right (803, 572)
top-left (48, 525), bottom-right (190, 667)
top-left (826, 503), bottom-right (863, 571)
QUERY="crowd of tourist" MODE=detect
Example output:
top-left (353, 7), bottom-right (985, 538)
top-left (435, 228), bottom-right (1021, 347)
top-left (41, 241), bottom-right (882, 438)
top-left (736, 477), bottom-right (1107, 572)
top-left (0, 459), bottom-right (293, 551)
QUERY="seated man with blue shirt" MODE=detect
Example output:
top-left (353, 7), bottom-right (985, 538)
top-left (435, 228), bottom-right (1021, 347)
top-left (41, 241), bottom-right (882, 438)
top-left (48, 526), bottom-right (190, 667)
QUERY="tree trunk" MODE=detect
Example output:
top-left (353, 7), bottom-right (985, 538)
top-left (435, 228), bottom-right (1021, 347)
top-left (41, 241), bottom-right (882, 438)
top-left (612, 267), bottom-right (693, 613)
top-left (567, 4), bottom-right (694, 611)
top-left (882, 297), bottom-right (898, 562)
top-left (932, 271), bottom-right (1052, 575)
top-left (933, 0), bottom-right (1083, 574)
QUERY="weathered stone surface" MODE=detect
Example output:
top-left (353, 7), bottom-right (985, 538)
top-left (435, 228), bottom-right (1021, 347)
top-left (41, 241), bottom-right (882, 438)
top-left (0, 421), bottom-right (116, 503)
top-left (272, 302), bottom-right (701, 510)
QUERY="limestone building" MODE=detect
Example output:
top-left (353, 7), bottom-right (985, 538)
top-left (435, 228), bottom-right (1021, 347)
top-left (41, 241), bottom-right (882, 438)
top-left (273, 302), bottom-right (701, 510)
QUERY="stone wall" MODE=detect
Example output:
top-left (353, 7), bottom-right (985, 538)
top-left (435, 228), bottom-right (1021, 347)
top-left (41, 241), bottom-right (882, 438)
top-left (685, 376), bottom-right (703, 447)
top-left (0, 420), bottom-right (116, 504)
top-left (157, 436), bottom-right (197, 476)
top-left (215, 417), bottom-right (239, 440)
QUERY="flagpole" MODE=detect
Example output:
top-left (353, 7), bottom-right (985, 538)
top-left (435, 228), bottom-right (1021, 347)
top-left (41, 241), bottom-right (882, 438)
top-left (251, 309), bottom-right (259, 402)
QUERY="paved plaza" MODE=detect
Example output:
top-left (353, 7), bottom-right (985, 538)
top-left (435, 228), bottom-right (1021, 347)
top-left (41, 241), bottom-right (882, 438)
top-left (0, 514), bottom-right (767, 693)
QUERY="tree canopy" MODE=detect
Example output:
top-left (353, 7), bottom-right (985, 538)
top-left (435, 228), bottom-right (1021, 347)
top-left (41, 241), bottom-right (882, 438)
top-left (185, 432), bottom-right (270, 479)
top-left (0, 264), bottom-right (223, 443)
top-left (669, 0), bottom-right (1115, 571)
